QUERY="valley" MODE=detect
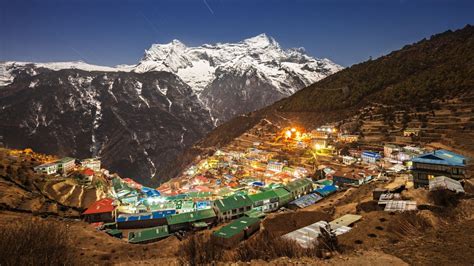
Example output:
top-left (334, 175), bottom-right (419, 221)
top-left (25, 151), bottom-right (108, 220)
top-left (0, 4), bottom-right (473, 264)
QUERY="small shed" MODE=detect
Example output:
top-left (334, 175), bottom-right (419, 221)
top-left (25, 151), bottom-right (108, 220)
top-left (105, 229), bottom-right (123, 239)
top-left (282, 221), bottom-right (351, 248)
top-left (429, 176), bottom-right (465, 193)
top-left (128, 225), bottom-right (170, 244)
top-left (212, 217), bottom-right (261, 248)
top-left (384, 200), bottom-right (417, 212)
top-left (289, 193), bottom-right (323, 209)
top-left (329, 214), bottom-right (362, 227)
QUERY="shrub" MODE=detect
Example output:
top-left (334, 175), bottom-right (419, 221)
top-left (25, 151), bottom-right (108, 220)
top-left (0, 218), bottom-right (76, 265)
top-left (386, 211), bottom-right (432, 240)
top-left (179, 233), bottom-right (224, 265)
top-left (234, 230), bottom-right (310, 262)
top-left (428, 188), bottom-right (461, 207)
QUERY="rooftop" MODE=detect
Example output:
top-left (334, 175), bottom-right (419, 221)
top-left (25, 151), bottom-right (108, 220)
top-left (248, 190), bottom-right (278, 203)
top-left (83, 198), bottom-right (115, 215)
top-left (214, 194), bottom-right (253, 212)
top-left (212, 217), bottom-right (260, 239)
top-left (284, 178), bottom-right (313, 192)
top-left (128, 226), bottom-right (169, 243)
top-left (166, 209), bottom-right (216, 225)
top-left (412, 149), bottom-right (467, 167)
top-left (58, 157), bottom-right (75, 163)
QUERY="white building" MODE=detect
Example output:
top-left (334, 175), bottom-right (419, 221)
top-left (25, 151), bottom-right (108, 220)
top-left (34, 162), bottom-right (59, 175)
top-left (342, 156), bottom-right (357, 165)
top-left (267, 160), bottom-right (284, 172)
top-left (81, 157), bottom-right (101, 172)
top-left (57, 157), bottom-right (76, 174)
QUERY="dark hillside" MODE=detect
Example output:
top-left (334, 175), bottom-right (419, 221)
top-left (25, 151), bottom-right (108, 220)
top-left (280, 25), bottom-right (473, 112)
top-left (165, 25), bottom-right (474, 181)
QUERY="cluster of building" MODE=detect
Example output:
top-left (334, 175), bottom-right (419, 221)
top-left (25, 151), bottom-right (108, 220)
top-left (33, 157), bottom-right (101, 183)
top-left (77, 123), bottom-right (468, 246)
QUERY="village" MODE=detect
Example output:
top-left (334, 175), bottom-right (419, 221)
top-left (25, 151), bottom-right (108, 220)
top-left (28, 121), bottom-right (469, 248)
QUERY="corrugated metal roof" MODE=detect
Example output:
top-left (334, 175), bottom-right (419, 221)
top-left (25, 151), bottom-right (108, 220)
top-left (248, 190), bottom-right (278, 203)
top-left (284, 178), bottom-right (313, 192)
top-left (214, 194), bottom-right (253, 212)
top-left (273, 187), bottom-right (292, 205)
top-left (384, 200), bottom-right (417, 212)
top-left (282, 221), bottom-right (351, 248)
top-left (128, 226), bottom-right (169, 243)
top-left (290, 193), bottom-right (323, 208)
top-left (116, 210), bottom-right (176, 222)
top-left (329, 214), bottom-right (362, 227)
top-left (166, 209), bottom-right (216, 225)
top-left (314, 185), bottom-right (337, 197)
top-left (212, 217), bottom-right (260, 239)
top-left (412, 149), bottom-right (466, 167)
top-left (429, 176), bottom-right (465, 193)
top-left (83, 198), bottom-right (115, 215)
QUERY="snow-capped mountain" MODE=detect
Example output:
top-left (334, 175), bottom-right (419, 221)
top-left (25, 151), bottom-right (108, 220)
top-left (0, 67), bottom-right (213, 185)
top-left (133, 34), bottom-right (342, 123)
top-left (0, 34), bottom-right (341, 184)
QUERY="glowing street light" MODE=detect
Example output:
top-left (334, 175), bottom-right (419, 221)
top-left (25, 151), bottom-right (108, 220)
top-left (285, 130), bottom-right (292, 138)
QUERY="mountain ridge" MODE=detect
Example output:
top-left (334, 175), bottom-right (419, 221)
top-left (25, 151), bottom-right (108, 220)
top-left (163, 25), bottom-right (474, 181)
top-left (0, 34), bottom-right (341, 185)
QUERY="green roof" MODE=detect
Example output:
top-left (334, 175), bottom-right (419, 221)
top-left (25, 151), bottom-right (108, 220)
top-left (58, 157), bottom-right (75, 163)
top-left (248, 190), bottom-right (278, 203)
top-left (273, 187), bottom-right (292, 205)
top-left (244, 208), bottom-right (266, 219)
top-left (214, 194), bottom-right (253, 212)
top-left (166, 209), bottom-right (216, 225)
top-left (186, 191), bottom-right (213, 199)
top-left (284, 178), bottom-right (313, 193)
top-left (212, 217), bottom-right (260, 239)
top-left (175, 200), bottom-right (195, 210)
top-left (217, 187), bottom-right (234, 197)
top-left (106, 229), bottom-right (122, 237)
top-left (128, 226), bottom-right (169, 243)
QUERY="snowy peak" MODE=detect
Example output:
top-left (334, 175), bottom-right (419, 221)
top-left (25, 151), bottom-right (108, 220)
top-left (134, 34), bottom-right (343, 93)
top-left (241, 33), bottom-right (278, 48)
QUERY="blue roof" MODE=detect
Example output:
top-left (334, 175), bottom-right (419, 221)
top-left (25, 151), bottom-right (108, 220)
top-left (196, 201), bottom-right (212, 210)
top-left (313, 185), bottom-right (337, 197)
top-left (117, 210), bottom-right (176, 223)
top-left (251, 181), bottom-right (264, 187)
top-left (362, 151), bottom-right (381, 158)
top-left (412, 149), bottom-right (466, 167)
top-left (290, 193), bottom-right (323, 208)
top-left (145, 189), bottom-right (161, 197)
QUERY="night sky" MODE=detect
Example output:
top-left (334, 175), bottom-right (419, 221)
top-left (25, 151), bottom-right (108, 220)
top-left (1, 0), bottom-right (473, 66)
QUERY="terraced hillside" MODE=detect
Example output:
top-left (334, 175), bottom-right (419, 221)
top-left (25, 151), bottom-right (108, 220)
top-left (163, 25), bottom-right (474, 180)
top-left (0, 149), bottom-right (104, 217)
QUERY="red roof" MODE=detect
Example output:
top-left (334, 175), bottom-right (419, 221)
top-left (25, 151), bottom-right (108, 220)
top-left (122, 178), bottom-right (143, 189)
top-left (194, 185), bottom-right (212, 192)
top-left (83, 198), bottom-right (115, 215)
top-left (82, 168), bottom-right (95, 176)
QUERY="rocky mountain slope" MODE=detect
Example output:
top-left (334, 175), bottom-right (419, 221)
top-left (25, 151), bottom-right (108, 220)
top-left (0, 67), bottom-right (213, 184)
top-left (165, 25), bottom-right (474, 180)
top-left (134, 34), bottom-right (342, 123)
top-left (0, 34), bottom-right (340, 184)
